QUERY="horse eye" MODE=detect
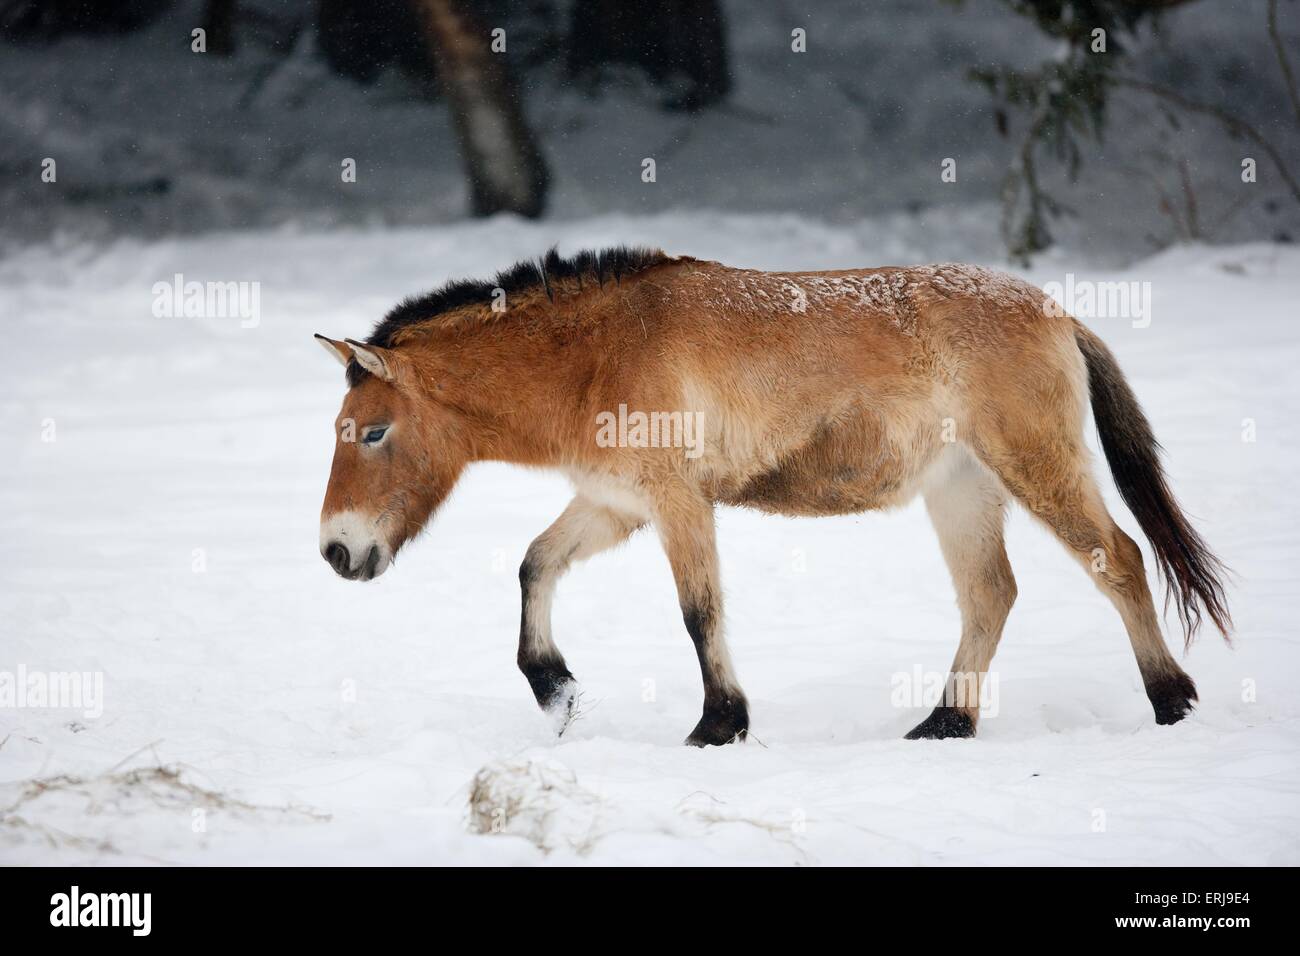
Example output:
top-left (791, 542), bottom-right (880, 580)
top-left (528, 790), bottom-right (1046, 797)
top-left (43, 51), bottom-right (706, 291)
top-left (362, 426), bottom-right (389, 445)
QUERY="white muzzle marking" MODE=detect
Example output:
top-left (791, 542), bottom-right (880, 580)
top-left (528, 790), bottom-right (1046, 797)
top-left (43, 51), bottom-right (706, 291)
top-left (320, 510), bottom-right (393, 580)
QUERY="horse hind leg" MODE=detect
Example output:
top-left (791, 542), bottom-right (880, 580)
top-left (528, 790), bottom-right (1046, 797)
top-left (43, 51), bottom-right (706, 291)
top-left (907, 448), bottom-right (1018, 739)
top-left (976, 425), bottom-right (1197, 725)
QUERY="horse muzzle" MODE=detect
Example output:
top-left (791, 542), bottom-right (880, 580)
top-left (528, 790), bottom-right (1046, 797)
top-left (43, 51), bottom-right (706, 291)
top-left (320, 511), bottom-right (392, 581)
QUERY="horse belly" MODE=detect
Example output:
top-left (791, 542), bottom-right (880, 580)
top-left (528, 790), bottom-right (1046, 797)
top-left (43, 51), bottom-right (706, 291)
top-left (721, 413), bottom-right (929, 516)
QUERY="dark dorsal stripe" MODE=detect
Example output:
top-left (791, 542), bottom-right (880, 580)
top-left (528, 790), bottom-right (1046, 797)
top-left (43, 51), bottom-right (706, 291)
top-left (346, 245), bottom-right (671, 387)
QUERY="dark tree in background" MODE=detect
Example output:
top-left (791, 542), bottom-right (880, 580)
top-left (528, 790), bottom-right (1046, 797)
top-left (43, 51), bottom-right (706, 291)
top-left (411, 0), bottom-right (550, 218)
top-left (1, 0), bottom-right (737, 221)
top-left (317, 0), bottom-right (429, 86)
top-left (314, 0), bottom-right (732, 216)
top-left (202, 0), bottom-right (236, 55)
top-left (568, 0), bottom-right (730, 111)
top-left (0, 0), bottom-right (171, 40)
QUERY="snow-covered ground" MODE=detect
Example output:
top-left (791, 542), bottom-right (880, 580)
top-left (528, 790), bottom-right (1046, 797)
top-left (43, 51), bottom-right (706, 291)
top-left (1, 213), bottom-right (1297, 865)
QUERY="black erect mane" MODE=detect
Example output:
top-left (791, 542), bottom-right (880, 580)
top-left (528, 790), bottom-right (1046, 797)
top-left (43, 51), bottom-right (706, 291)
top-left (346, 246), bottom-right (671, 386)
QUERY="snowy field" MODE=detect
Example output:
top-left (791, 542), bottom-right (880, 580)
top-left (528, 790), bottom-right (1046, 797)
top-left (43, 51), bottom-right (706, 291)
top-left (1, 213), bottom-right (1297, 865)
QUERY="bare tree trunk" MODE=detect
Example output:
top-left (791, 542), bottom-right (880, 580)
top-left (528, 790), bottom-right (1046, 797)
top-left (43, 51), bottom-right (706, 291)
top-left (1267, 0), bottom-right (1300, 126)
top-left (411, 0), bottom-right (549, 218)
top-left (203, 0), bottom-right (237, 56)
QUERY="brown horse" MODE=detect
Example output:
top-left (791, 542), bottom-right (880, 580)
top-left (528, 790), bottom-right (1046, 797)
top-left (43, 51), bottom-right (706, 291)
top-left (316, 247), bottom-right (1230, 746)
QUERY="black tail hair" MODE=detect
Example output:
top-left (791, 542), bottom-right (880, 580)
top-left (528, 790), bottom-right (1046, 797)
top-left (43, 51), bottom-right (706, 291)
top-left (1074, 322), bottom-right (1232, 646)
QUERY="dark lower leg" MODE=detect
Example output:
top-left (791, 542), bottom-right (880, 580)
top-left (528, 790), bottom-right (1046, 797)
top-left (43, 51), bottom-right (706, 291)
top-left (517, 556), bottom-right (578, 719)
top-left (1098, 529), bottom-right (1198, 726)
top-left (516, 498), bottom-right (640, 725)
top-left (657, 493), bottom-right (749, 747)
top-left (682, 600), bottom-right (749, 746)
top-left (1143, 666), bottom-right (1198, 724)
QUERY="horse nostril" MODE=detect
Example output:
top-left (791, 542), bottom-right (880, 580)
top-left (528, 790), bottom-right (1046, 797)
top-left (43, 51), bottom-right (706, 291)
top-left (324, 542), bottom-right (350, 575)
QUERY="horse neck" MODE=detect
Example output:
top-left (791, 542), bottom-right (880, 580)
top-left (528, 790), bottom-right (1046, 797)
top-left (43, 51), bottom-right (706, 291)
top-left (412, 319), bottom-right (591, 468)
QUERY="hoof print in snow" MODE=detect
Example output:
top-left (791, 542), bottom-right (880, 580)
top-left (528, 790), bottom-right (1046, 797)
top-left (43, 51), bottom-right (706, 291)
top-left (905, 707), bottom-right (975, 740)
top-left (0, 765), bottom-right (328, 856)
top-left (467, 759), bottom-right (602, 854)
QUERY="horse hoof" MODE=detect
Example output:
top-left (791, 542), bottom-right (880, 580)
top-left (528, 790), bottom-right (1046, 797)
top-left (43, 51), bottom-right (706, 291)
top-left (684, 697), bottom-right (749, 747)
top-left (540, 679), bottom-right (580, 736)
top-left (1147, 671), bottom-right (1198, 725)
top-left (904, 707), bottom-right (975, 740)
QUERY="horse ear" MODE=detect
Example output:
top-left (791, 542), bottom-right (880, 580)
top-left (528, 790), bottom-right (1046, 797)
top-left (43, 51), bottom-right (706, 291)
top-left (344, 338), bottom-right (395, 382)
top-left (315, 334), bottom-right (353, 367)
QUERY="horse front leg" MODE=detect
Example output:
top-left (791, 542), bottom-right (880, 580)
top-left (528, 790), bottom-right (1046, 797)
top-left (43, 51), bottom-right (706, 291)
top-left (653, 487), bottom-right (750, 746)
top-left (518, 495), bottom-right (642, 731)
